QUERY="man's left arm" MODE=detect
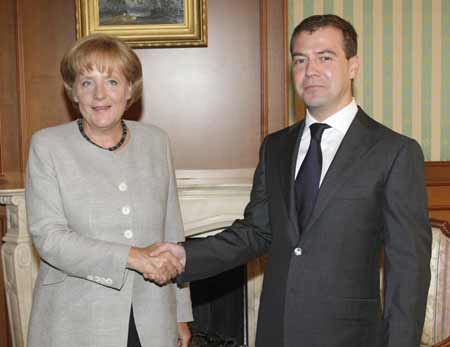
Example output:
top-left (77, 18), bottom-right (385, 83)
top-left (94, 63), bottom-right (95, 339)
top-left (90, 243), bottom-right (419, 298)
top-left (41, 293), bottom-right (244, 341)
top-left (382, 139), bottom-right (432, 347)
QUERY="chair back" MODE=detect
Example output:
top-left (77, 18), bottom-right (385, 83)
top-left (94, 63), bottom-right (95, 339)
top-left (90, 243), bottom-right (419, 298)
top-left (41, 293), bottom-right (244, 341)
top-left (421, 219), bottom-right (450, 347)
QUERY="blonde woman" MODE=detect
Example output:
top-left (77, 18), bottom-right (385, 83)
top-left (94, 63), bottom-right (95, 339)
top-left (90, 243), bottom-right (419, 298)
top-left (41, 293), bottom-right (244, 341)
top-left (26, 34), bottom-right (192, 347)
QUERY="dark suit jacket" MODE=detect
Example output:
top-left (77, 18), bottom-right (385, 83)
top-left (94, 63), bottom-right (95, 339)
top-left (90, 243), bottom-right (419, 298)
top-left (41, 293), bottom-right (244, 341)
top-left (181, 108), bottom-right (431, 347)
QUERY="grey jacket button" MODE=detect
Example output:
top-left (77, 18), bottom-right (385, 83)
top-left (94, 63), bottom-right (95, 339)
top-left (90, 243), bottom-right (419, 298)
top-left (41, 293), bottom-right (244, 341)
top-left (124, 229), bottom-right (133, 239)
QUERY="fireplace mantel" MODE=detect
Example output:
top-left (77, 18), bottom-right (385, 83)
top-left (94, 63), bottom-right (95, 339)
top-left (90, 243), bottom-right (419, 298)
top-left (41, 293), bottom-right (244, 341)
top-left (1, 169), bottom-right (264, 347)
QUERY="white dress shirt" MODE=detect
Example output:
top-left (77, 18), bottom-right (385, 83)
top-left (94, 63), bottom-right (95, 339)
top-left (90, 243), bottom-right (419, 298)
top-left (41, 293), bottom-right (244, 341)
top-left (295, 99), bottom-right (358, 185)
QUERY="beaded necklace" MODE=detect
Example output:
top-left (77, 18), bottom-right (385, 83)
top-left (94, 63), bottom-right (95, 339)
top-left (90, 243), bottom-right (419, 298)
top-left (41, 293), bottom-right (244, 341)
top-left (77, 118), bottom-right (128, 151)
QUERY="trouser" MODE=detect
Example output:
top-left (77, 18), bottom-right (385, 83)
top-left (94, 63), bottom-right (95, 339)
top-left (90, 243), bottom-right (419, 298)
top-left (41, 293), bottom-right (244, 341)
top-left (127, 306), bottom-right (141, 347)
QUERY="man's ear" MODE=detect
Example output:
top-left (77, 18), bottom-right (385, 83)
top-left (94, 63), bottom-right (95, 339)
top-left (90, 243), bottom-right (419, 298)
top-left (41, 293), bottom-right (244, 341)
top-left (348, 55), bottom-right (360, 80)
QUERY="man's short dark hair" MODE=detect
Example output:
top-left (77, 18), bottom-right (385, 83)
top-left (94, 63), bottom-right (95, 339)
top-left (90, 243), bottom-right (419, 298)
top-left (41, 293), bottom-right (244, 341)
top-left (290, 14), bottom-right (358, 59)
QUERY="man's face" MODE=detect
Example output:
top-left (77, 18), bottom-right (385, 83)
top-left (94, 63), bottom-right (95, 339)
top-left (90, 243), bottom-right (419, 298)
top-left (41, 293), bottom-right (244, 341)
top-left (291, 26), bottom-right (359, 121)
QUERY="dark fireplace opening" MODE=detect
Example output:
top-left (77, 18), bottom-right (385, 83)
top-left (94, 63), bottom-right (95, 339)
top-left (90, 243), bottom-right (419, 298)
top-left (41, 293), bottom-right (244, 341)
top-left (188, 265), bottom-right (248, 347)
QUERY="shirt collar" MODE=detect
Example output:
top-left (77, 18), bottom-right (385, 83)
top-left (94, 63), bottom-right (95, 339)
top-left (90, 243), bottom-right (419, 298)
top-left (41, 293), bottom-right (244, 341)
top-left (304, 99), bottom-right (358, 135)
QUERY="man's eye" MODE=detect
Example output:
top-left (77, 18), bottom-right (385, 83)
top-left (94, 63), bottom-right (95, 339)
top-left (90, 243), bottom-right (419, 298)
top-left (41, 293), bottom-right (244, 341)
top-left (320, 56), bottom-right (332, 62)
top-left (293, 58), bottom-right (306, 65)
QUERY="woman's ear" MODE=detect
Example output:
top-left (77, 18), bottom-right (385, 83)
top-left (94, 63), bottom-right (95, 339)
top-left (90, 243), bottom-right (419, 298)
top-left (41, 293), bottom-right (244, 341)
top-left (126, 83), bottom-right (132, 101)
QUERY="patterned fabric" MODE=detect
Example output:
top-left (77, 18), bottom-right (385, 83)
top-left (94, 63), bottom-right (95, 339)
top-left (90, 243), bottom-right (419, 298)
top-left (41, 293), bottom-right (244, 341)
top-left (421, 225), bottom-right (450, 346)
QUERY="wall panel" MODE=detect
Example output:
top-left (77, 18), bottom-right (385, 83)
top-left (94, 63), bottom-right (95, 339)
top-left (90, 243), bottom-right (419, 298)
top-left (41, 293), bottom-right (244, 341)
top-left (18, 0), bottom-right (76, 169)
top-left (426, 162), bottom-right (450, 222)
top-left (0, 0), bottom-right (21, 189)
top-left (137, 0), bottom-right (262, 169)
top-left (0, 0), bottom-right (20, 342)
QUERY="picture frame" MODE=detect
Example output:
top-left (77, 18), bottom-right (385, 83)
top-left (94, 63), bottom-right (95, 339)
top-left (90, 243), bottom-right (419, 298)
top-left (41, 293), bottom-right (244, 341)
top-left (75, 0), bottom-right (207, 48)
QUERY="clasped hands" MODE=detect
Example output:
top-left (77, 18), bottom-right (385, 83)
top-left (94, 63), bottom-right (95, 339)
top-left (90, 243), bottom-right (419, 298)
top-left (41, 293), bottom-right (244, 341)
top-left (127, 243), bottom-right (186, 285)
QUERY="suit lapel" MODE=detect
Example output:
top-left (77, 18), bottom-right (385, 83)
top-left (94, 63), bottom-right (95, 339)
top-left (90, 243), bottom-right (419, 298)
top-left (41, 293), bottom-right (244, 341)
top-left (279, 121), bottom-right (304, 245)
top-left (300, 109), bottom-right (380, 240)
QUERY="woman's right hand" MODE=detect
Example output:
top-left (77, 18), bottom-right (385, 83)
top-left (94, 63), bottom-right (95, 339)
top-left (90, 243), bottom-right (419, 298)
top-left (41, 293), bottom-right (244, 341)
top-left (127, 245), bottom-right (183, 285)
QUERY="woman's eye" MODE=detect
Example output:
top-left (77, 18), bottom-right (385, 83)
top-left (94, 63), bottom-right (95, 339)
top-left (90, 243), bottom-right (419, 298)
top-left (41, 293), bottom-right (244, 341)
top-left (81, 80), bottom-right (91, 87)
top-left (108, 80), bottom-right (118, 86)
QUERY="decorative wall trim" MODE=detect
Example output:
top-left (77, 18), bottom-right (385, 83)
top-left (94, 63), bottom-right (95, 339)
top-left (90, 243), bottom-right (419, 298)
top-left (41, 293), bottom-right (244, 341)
top-left (425, 162), bottom-right (450, 219)
top-left (15, 0), bottom-right (27, 181)
top-left (260, 0), bottom-right (269, 139)
top-left (426, 161), bottom-right (450, 186)
top-left (283, 0), bottom-right (290, 127)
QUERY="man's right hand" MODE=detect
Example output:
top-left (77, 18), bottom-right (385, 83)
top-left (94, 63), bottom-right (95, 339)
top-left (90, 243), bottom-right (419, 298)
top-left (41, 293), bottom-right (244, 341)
top-left (127, 245), bottom-right (184, 285)
top-left (149, 242), bottom-right (187, 268)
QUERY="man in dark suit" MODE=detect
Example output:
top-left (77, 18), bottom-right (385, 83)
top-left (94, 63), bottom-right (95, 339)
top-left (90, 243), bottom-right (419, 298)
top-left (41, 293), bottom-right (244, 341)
top-left (152, 14), bottom-right (431, 347)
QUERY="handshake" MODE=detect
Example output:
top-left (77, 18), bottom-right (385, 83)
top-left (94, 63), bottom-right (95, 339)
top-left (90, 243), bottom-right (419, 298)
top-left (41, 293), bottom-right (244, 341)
top-left (127, 243), bottom-right (186, 285)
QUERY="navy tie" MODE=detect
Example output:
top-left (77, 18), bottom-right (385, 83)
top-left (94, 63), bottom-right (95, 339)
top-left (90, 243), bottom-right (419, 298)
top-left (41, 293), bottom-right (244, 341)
top-left (295, 123), bottom-right (330, 230)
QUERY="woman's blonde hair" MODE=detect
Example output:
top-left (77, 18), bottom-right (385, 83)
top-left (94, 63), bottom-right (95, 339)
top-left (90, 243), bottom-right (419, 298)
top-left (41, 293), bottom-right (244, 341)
top-left (60, 34), bottom-right (142, 109)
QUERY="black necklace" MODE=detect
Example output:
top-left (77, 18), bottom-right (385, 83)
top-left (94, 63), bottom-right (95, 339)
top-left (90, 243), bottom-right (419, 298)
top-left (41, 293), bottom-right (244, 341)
top-left (77, 118), bottom-right (128, 151)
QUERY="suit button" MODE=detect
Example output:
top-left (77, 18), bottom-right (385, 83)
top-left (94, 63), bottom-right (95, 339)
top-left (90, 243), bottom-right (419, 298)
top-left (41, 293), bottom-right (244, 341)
top-left (124, 229), bottom-right (133, 239)
top-left (118, 182), bottom-right (128, 192)
top-left (294, 247), bottom-right (303, 256)
top-left (122, 206), bottom-right (131, 215)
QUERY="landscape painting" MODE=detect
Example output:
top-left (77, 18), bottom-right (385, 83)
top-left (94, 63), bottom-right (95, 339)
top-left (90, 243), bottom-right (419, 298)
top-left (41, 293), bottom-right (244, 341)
top-left (99, 0), bottom-right (184, 26)
top-left (76, 0), bottom-right (207, 47)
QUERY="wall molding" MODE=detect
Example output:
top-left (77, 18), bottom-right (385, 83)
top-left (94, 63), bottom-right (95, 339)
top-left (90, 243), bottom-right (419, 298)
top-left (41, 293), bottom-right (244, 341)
top-left (425, 161), bottom-right (450, 186)
top-left (425, 161), bottom-right (450, 221)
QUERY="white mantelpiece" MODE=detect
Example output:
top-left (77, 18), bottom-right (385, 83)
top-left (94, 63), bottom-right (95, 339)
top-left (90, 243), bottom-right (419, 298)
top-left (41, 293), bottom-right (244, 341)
top-left (1, 169), bottom-right (265, 347)
top-left (0, 190), bottom-right (38, 347)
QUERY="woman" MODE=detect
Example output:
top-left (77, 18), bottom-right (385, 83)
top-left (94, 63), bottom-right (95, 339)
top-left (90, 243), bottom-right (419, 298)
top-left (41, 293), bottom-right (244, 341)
top-left (26, 34), bottom-right (192, 347)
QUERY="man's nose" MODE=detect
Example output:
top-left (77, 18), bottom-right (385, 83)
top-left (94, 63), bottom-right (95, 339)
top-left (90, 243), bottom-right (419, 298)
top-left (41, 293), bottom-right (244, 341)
top-left (305, 59), bottom-right (320, 77)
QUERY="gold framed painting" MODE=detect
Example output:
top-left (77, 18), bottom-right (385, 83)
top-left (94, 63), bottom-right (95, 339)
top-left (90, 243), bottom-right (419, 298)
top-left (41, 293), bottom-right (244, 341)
top-left (75, 0), bottom-right (207, 47)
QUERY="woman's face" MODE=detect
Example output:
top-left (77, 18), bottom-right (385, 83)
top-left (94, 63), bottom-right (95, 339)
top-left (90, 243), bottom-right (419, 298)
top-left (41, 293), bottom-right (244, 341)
top-left (72, 65), bottom-right (131, 132)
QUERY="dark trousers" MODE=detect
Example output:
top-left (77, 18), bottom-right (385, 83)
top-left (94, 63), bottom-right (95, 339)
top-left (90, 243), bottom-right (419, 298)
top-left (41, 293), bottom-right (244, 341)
top-left (127, 306), bottom-right (141, 347)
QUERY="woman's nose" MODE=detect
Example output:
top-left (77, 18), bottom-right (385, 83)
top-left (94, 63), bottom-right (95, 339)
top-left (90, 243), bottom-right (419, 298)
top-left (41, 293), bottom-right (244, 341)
top-left (94, 84), bottom-right (106, 99)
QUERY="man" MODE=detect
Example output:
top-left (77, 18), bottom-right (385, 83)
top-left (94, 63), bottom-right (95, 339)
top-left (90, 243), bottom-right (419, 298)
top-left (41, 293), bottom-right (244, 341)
top-left (152, 14), bottom-right (431, 347)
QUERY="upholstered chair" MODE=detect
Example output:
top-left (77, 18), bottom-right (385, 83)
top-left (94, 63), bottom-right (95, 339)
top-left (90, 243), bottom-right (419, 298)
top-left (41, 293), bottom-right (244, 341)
top-left (420, 219), bottom-right (450, 347)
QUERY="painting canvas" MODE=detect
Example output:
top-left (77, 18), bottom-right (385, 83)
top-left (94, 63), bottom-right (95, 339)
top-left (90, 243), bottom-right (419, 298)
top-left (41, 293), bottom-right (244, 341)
top-left (76, 0), bottom-right (207, 47)
top-left (99, 0), bottom-right (184, 26)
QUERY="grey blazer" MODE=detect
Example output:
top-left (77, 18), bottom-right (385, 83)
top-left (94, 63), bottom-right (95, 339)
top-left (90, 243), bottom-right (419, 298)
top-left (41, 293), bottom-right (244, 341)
top-left (26, 120), bottom-right (192, 347)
